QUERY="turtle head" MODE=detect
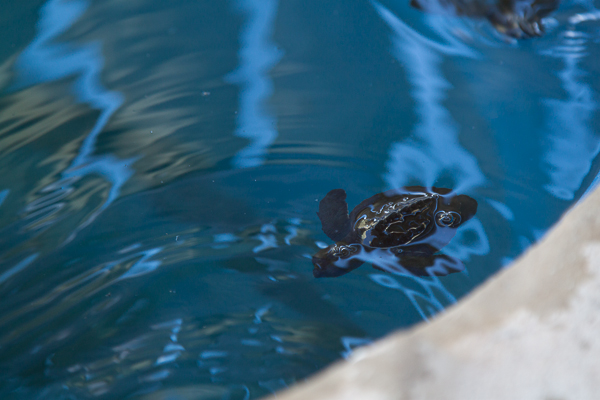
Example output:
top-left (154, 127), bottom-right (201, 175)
top-left (312, 243), bottom-right (364, 278)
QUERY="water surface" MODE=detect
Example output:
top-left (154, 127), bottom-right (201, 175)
top-left (1, 0), bottom-right (600, 398)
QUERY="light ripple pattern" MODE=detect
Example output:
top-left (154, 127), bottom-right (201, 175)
top-left (9, 0), bottom-right (129, 243)
top-left (227, 0), bottom-right (283, 168)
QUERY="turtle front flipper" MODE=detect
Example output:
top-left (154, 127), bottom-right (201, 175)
top-left (374, 252), bottom-right (464, 277)
top-left (312, 243), bottom-right (364, 278)
top-left (317, 189), bottom-right (352, 242)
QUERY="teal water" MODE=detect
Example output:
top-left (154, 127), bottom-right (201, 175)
top-left (1, 0), bottom-right (600, 398)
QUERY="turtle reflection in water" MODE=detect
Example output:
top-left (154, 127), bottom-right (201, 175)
top-left (312, 187), bottom-right (477, 278)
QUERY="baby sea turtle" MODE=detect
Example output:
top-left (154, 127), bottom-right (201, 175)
top-left (312, 187), bottom-right (477, 278)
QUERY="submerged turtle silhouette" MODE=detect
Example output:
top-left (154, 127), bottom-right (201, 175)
top-left (312, 187), bottom-right (477, 278)
top-left (411, 0), bottom-right (560, 38)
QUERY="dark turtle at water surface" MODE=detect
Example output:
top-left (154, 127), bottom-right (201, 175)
top-left (411, 0), bottom-right (560, 38)
top-left (312, 187), bottom-right (477, 278)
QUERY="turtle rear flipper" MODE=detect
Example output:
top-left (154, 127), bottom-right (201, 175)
top-left (374, 253), bottom-right (464, 277)
top-left (317, 189), bottom-right (352, 242)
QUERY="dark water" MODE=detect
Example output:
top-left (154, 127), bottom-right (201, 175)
top-left (1, 0), bottom-right (600, 398)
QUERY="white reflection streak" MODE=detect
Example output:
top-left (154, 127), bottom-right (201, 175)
top-left (10, 0), bottom-right (131, 242)
top-left (152, 318), bottom-right (184, 366)
top-left (0, 189), bottom-right (8, 206)
top-left (0, 254), bottom-right (39, 285)
top-left (371, 3), bottom-right (487, 321)
top-left (541, 30), bottom-right (597, 201)
top-left (227, 0), bottom-right (283, 168)
top-left (372, 2), bottom-right (484, 193)
top-left (117, 247), bottom-right (163, 281)
top-left (85, 247), bottom-right (163, 294)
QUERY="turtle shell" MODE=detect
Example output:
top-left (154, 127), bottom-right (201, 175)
top-left (351, 192), bottom-right (440, 248)
top-left (344, 187), bottom-right (472, 248)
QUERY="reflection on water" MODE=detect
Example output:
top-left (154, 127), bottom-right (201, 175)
top-left (541, 20), bottom-right (598, 200)
top-left (372, 2), bottom-right (488, 317)
top-left (227, 0), bottom-right (282, 169)
top-left (375, 2), bottom-right (484, 193)
top-left (1, 0), bottom-right (600, 398)
top-left (370, 273), bottom-right (455, 320)
top-left (0, 253), bottom-right (38, 286)
top-left (11, 0), bottom-right (128, 242)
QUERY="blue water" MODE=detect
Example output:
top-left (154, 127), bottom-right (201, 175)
top-left (1, 0), bottom-right (600, 398)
